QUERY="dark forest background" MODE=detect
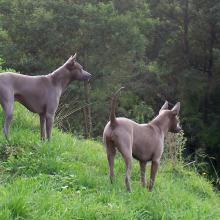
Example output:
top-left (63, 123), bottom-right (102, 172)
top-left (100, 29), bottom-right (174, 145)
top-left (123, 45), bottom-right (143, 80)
top-left (0, 0), bottom-right (219, 185)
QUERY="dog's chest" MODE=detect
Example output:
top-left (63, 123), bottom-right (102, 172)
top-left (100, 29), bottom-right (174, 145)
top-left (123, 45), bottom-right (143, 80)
top-left (131, 125), bottom-right (164, 161)
top-left (132, 137), bottom-right (163, 162)
top-left (132, 144), bottom-right (153, 162)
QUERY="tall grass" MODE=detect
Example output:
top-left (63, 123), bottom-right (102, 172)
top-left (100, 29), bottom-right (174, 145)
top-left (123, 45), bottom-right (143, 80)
top-left (164, 131), bottom-right (186, 165)
top-left (0, 104), bottom-right (219, 219)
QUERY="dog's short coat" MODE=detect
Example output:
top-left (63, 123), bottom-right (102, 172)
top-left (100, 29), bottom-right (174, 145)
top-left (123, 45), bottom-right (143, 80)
top-left (0, 54), bottom-right (91, 140)
top-left (103, 88), bottom-right (181, 192)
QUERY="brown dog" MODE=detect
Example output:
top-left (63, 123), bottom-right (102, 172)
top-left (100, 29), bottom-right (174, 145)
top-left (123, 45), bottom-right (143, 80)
top-left (0, 54), bottom-right (91, 140)
top-left (103, 88), bottom-right (181, 192)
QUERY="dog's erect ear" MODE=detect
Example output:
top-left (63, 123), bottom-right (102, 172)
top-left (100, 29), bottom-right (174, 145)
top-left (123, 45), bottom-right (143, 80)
top-left (65, 53), bottom-right (76, 69)
top-left (171, 102), bottom-right (180, 115)
top-left (66, 56), bottom-right (73, 64)
top-left (66, 53), bottom-right (76, 63)
top-left (65, 53), bottom-right (77, 70)
top-left (72, 53), bottom-right (77, 60)
top-left (159, 101), bottom-right (169, 113)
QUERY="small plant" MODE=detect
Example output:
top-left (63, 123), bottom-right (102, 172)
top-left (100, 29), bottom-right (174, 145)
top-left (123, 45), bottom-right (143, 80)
top-left (0, 144), bottom-right (24, 161)
top-left (164, 130), bottom-right (187, 166)
top-left (4, 196), bottom-right (29, 219)
top-left (55, 89), bottom-right (80, 131)
top-left (0, 58), bottom-right (15, 73)
top-left (193, 148), bottom-right (220, 188)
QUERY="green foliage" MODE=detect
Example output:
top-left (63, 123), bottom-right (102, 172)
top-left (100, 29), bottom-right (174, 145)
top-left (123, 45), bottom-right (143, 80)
top-left (0, 58), bottom-right (14, 73)
top-left (0, 105), bottom-right (219, 219)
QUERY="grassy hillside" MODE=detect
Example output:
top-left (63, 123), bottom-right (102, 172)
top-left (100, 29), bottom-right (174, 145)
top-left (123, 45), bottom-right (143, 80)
top-left (0, 104), bottom-right (219, 220)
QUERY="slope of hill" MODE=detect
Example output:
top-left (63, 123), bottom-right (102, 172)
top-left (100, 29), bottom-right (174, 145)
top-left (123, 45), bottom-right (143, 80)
top-left (0, 104), bottom-right (219, 219)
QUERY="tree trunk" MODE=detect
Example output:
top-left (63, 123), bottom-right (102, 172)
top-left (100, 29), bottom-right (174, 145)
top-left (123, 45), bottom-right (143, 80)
top-left (81, 51), bottom-right (93, 138)
top-left (84, 81), bottom-right (93, 138)
top-left (83, 107), bottom-right (89, 138)
top-left (183, 0), bottom-right (190, 66)
top-left (203, 23), bottom-right (216, 124)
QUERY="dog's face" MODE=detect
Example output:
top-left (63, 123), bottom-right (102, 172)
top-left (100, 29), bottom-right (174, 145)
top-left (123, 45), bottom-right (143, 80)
top-left (65, 54), bottom-right (92, 81)
top-left (159, 101), bottom-right (182, 133)
top-left (169, 102), bottom-right (181, 133)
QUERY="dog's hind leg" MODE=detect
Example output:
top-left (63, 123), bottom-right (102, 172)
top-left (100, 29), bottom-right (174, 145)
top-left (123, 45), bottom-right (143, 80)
top-left (106, 139), bottom-right (116, 183)
top-left (117, 138), bottom-right (132, 192)
top-left (122, 153), bottom-right (132, 192)
top-left (124, 154), bottom-right (132, 192)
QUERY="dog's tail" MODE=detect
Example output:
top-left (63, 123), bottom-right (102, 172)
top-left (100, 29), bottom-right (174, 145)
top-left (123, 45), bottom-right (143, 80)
top-left (110, 87), bottom-right (125, 125)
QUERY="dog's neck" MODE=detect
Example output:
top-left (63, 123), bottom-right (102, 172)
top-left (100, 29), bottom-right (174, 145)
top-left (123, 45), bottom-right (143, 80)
top-left (49, 65), bottom-right (73, 91)
top-left (150, 113), bottom-right (170, 136)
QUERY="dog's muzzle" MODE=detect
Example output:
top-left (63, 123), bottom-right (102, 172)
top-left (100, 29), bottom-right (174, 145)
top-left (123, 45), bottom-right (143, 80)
top-left (174, 126), bottom-right (182, 133)
top-left (82, 71), bottom-right (92, 81)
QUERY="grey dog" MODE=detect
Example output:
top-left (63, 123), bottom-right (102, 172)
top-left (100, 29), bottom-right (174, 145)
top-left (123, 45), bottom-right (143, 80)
top-left (103, 88), bottom-right (181, 192)
top-left (0, 54), bottom-right (91, 140)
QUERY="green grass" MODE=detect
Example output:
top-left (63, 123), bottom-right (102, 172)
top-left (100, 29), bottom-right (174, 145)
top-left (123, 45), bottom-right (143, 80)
top-left (0, 104), bottom-right (219, 219)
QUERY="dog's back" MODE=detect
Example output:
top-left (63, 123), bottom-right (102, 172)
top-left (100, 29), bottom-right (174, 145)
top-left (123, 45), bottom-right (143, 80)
top-left (0, 72), bottom-right (51, 112)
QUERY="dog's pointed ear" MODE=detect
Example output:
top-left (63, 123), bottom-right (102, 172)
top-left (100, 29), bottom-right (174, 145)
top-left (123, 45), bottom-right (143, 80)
top-left (159, 101), bottom-right (169, 113)
top-left (65, 54), bottom-right (76, 70)
top-left (66, 53), bottom-right (76, 63)
top-left (72, 53), bottom-right (77, 60)
top-left (171, 102), bottom-right (180, 115)
top-left (66, 56), bottom-right (73, 63)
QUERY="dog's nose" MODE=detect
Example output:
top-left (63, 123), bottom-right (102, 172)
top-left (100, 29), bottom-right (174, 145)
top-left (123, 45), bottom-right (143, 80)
top-left (176, 126), bottom-right (182, 133)
top-left (82, 70), bottom-right (92, 81)
top-left (88, 73), bottom-right (92, 79)
top-left (86, 72), bottom-right (92, 81)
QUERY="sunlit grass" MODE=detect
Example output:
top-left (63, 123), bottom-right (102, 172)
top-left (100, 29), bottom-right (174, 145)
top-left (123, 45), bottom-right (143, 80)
top-left (0, 104), bottom-right (219, 219)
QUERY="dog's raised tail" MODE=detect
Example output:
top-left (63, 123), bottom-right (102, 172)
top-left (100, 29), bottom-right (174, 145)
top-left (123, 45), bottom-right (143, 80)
top-left (110, 87), bottom-right (125, 125)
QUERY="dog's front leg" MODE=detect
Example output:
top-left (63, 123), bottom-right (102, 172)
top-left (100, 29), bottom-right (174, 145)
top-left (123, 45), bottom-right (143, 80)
top-left (40, 114), bottom-right (46, 141)
top-left (139, 161), bottom-right (147, 187)
top-left (45, 113), bottom-right (54, 141)
top-left (2, 99), bottom-right (14, 140)
top-left (148, 160), bottom-right (159, 191)
top-left (106, 141), bottom-right (116, 184)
